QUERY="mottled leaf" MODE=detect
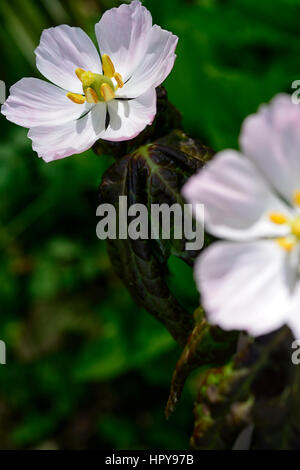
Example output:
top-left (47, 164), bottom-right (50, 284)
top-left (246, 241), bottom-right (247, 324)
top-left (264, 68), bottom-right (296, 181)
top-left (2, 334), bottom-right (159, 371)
top-left (191, 327), bottom-right (300, 450)
top-left (98, 131), bottom-right (214, 346)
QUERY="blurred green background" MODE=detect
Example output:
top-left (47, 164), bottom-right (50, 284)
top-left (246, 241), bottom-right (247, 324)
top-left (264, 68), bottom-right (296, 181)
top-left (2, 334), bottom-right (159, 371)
top-left (0, 0), bottom-right (299, 450)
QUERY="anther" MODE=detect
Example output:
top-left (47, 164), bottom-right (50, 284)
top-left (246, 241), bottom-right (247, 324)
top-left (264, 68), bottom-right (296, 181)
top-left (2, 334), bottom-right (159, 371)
top-left (114, 72), bottom-right (124, 89)
top-left (293, 190), bottom-right (300, 207)
top-left (85, 87), bottom-right (99, 103)
top-left (102, 54), bottom-right (115, 78)
top-left (76, 68), bottom-right (94, 88)
top-left (291, 218), bottom-right (300, 238)
top-left (100, 83), bottom-right (115, 102)
top-left (276, 237), bottom-right (295, 252)
top-left (66, 92), bottom-right (86, 104)
top-left (269, 212), bottom-right (287, 225)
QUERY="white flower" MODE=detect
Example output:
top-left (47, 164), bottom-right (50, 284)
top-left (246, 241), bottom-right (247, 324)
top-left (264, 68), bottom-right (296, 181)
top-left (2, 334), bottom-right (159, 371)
top-left (1, 1), bottom-right (178, 162)
top-left (182, 94), bottom-right (300, 339)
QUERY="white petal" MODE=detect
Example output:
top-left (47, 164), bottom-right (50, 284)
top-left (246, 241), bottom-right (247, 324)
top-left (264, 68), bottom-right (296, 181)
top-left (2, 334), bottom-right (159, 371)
top-left (96, 1), bottom-right (178, 99)
top-left (196, 240), bottom-right (292, 337)
top-left (287, 312), bottom-right (300, 340)
top-left (35, 25), bottom-right (102, 93)
top-left (118, 24), bottom-right (178, 98)
top-left (287, 285), bottom-right (300, 338)
top-left (285, 253), bottom-right (300, 339)
top-left (240, 93), bottom-right (300, 206)
top-left (182, 150), bottom-right (293, 241)
top-left (1, 78), bottom-right (90, 128)
top-left (102, 88), bottom-right (156, 142)
top-left (95, 1), bottom-right (152, 82)
top-left (28, 104), bottom-right (106, 162)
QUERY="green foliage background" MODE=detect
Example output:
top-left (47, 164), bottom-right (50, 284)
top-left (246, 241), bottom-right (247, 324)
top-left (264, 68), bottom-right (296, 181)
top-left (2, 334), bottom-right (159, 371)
top-left (0, 0), bottom-right (299, 449)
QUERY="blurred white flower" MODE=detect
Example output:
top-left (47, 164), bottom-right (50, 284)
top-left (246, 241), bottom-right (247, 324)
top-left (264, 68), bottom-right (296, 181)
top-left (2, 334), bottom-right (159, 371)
top-left (1, 1), bottom-right (178, 162)
top-left (183, 94), bottom-right (300, 338)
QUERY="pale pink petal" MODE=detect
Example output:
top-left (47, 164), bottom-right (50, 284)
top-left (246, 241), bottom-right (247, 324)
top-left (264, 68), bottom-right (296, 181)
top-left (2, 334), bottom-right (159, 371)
top-left (240, 93), bottom-right (300, 206)
top-left (287, 288), bottom-right (300, 339)
top-left (117, 25), bottom-right (178, 99)
top-left (35, 25), bottom-right (102, 94)
top-left (95, 0), bottom-right (152, 82)
top-left (96, 0), bottom-right (178, 99)
top-left (102, 88), bottom-right (156, 142)
top-left (284, 253), bottom-right (300, 338)
top-left (1, 78), bottom-right (91, 128)
top-left (182, 150), bottom-right (293, 241)
top-left (196, 240), bottom-right (291, 336)
top-left (28, 104), bottom-right (106, 162)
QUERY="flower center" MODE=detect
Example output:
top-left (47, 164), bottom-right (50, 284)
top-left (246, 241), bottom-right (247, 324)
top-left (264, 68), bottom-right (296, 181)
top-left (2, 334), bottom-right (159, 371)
top-left (269, 211), bottom-right (300, 252)
top-left (66, 54), bottom-right (124, 105)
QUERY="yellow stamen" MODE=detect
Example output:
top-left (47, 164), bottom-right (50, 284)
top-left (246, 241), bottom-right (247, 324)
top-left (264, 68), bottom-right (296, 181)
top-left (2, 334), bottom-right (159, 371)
top-left (73, 65), bottom-right (117, 104)
top-left (75, 68), bottom-right (85, 80)
top-left (85, 87), bottom-right (99, 103)
top-left (293, 190), bottom-right (300, 206)
top-left (100, 83), bottom-right (115, 102)
top-left (76, 68), bottom-right (94, 88)
top-left (66, 92), bottom-right (86, 104)
top-left (276, 237), bottom-right (295, 252)
top-left (269, 212), bottom-right (287, 225)
top-left (291, 218), bottom-right (300, 237)
top-left (114, 72), bottom-right (124, 89)
top-left (102, 54), bottom-right (115, 78)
